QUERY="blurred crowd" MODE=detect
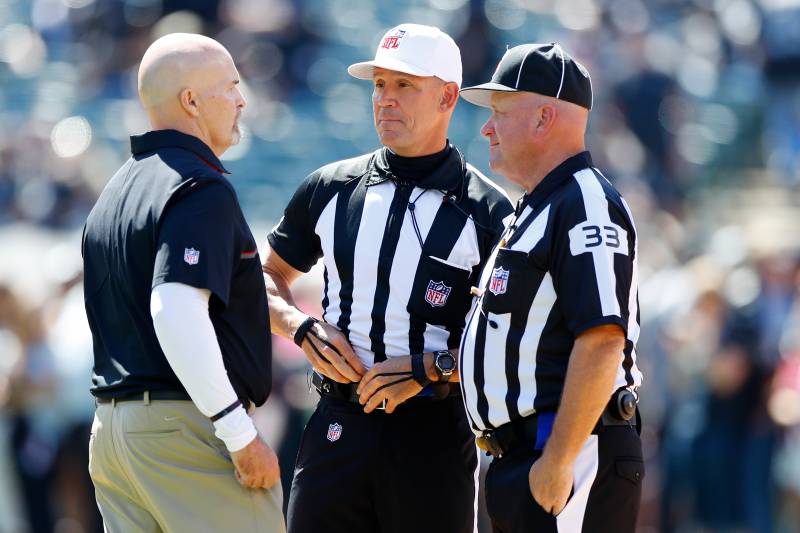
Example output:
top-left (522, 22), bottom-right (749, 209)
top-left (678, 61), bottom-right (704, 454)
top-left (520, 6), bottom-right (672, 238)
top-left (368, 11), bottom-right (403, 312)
top-left (2, 0), bottom-right (800, 531)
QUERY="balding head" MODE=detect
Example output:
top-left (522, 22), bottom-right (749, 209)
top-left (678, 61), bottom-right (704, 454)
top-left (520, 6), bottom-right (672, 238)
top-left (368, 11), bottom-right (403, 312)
top-left (480, 91), bottom-right (589, 192)
top-left (137, 33), bottom-right (246, 157)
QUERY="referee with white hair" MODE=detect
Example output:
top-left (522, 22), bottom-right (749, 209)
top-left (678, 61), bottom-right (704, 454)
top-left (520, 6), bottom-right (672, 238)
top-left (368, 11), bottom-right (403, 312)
top-left (458, 43), bottom-right (645, 532)
top-left (263, 23), bottom-right (513, 533)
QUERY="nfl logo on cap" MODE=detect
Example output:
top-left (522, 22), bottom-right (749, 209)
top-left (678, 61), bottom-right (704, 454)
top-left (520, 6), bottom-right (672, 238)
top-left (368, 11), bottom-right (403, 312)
top-left (381, 29), bottom-right (406, 49)
top-left (184, 248), bottom-right (200, 265)
top-left (347, 23), bottom-right (462, 88)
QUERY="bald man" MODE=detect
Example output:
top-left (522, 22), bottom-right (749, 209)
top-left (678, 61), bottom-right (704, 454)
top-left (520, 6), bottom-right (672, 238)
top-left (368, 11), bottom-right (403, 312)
top-left (458, 44), bottom-right (645, 532)
top-left (83, 33), bottom-right (285, 532)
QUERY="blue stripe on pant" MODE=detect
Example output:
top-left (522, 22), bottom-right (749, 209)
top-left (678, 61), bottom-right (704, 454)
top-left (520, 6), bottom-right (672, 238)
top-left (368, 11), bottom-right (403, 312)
top-left (287, 395), bottom-right (478, 533)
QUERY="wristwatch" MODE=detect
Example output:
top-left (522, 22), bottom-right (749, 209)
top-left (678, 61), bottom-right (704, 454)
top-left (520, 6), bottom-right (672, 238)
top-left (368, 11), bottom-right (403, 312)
top-left (433, 350), bottom-right (456, 382)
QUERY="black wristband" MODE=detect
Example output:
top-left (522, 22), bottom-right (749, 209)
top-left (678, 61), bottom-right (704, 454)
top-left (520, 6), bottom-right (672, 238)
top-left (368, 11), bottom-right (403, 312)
top-left (411, 353), bottom-right (432, 388)
top-left (210, 399), bottom-right (242, 422)
top-left (294, 316), bottom-right (319, 347)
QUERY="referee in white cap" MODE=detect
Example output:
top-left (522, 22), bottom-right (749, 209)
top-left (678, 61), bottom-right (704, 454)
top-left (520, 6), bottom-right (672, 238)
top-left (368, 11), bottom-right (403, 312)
top-left (458, 43), bottom-right (645, 532)
top-left (262, 23), bottom-right (513, 533)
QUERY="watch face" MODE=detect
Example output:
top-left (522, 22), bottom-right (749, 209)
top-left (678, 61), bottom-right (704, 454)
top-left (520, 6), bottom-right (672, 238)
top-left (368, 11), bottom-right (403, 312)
top-left (437, 352), bottom-right (455, 372)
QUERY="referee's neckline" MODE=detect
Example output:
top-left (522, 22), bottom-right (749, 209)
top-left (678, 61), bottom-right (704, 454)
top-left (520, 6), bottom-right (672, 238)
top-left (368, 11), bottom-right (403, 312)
top-left (519, 150), bottom-right (592, 212)
top-left (366, 144), bottom-right (464, 192)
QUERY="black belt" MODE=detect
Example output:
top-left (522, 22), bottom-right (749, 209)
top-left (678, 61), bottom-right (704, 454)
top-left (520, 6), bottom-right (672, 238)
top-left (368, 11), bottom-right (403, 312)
top-left (95, 390), bottom-right (192, 405)
top-left (476, 407), bottom-right (637, 459)
top-left (311, 372), bottom-right (460, 411)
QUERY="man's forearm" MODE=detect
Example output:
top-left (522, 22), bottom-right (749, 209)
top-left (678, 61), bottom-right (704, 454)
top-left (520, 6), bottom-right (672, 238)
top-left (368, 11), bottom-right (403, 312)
top-left (262, 268), bottom-right (308, 340)
top-left (151, 283), bottom-right (256, 452)
top-left (540, 327), bottom-right (624, 467)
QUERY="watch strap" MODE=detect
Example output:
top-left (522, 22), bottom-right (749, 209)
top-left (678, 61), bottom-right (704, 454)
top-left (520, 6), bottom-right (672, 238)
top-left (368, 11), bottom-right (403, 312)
top-left (411, 353), bottom-right (432, 388)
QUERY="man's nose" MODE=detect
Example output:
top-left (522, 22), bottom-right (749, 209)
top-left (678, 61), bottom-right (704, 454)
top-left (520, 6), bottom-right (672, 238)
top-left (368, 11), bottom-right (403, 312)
top-left (375, 89), bottom-right (395, 108)
top-left (480, 116), bottom-right (494, 137)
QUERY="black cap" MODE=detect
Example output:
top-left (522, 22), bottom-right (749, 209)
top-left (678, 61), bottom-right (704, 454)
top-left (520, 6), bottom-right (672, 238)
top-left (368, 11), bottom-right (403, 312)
top-left (460, 43), bottom-right (593, 110)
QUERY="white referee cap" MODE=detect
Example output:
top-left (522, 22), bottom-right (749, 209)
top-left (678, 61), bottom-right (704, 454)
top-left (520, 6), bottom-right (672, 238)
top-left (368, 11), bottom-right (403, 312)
top-left (347, 23), bottom-right (462, 87)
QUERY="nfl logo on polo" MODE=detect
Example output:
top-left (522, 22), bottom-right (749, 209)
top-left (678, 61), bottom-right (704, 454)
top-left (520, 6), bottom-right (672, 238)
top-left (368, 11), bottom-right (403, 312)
top-left (425, 280), bottom-right (451, 307)
top-left (184, 248), bottom-right (200, 265)
top-left (327, 423), bottom-right (342, 442)
top-left (489, 267), bottom-right (509, 295)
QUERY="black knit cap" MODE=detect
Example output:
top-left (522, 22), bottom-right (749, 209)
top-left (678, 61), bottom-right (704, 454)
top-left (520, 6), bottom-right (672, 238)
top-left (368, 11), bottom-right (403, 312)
top-left (460, 43), bottom-right (593, 110)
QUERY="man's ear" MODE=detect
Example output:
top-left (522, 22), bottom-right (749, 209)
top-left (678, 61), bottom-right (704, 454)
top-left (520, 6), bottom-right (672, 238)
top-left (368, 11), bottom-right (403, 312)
top-left (179, 88), bottom-right (200, 117)
top-left (439, 82), bottom-right (459, 112)
top-left (534, 104), bottom-right (557, 135)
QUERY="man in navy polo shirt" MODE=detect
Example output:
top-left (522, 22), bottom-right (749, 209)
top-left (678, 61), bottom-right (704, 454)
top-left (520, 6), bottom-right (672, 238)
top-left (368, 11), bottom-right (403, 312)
top-left (83, 33), bottom-right (284, 531)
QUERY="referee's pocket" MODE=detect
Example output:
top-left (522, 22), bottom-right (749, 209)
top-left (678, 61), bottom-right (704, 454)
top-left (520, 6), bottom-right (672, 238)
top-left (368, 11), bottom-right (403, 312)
top-left (407, 255), bottom-right (473, 326)
top-left (615, 457), bottom-right (645, 485)
top-left (482, 248), bottom-right (543, 315)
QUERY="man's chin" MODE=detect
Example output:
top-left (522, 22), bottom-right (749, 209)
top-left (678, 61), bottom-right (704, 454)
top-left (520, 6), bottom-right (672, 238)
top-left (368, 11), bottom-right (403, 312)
top-left (377, 132), bottom-right (406, 151)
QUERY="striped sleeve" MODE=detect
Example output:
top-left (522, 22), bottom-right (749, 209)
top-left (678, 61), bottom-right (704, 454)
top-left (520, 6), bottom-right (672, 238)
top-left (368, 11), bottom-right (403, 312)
top-left (267, 172), bottom-right (324, 273)
top-left (550, 169), bottom-right (634, 336)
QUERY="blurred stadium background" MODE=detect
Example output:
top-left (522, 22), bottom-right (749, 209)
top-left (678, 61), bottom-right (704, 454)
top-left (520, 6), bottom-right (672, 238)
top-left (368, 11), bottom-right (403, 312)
top-left (1, 0), bottom-right (800, 531)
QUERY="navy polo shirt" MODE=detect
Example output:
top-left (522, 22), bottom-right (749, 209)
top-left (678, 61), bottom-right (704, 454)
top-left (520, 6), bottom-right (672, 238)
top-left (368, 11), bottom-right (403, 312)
top-left (82, 130), bottom-right (272, 406)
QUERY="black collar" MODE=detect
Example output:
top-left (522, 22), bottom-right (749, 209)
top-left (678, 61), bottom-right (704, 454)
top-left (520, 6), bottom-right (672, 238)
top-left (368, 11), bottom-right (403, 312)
top-left (130, 129), bottom-right (229, 174)
top-left (518, 151), bottom-right (593, 213)
top-left (365, 143), bottom-right (465, 192)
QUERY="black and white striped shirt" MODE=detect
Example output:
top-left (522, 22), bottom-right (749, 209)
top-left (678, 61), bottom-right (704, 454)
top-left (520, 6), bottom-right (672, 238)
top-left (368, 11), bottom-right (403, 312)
top-left (268, 145), bottom-right (514, 368)
top-left (459, 151), bottom-right (643, 433)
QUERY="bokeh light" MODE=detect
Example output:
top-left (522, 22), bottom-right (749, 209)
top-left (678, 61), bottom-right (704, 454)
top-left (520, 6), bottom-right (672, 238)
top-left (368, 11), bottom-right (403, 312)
top-left (0, 24), bottom-right (47, 77)
top-left (50, 116), bottom-right (92, 158)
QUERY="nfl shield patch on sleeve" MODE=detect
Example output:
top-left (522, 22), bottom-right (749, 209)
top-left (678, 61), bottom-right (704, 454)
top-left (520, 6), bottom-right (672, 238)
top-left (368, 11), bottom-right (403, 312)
top-left (184, 248), bottom-right (200, 265)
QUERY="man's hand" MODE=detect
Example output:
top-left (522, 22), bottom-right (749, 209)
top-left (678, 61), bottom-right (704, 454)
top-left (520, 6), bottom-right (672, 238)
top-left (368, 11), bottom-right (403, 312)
top-left (230, 435), bottom-right (280, 490)
top-left (528, 453), bottom-right (573, 515)
top-left (357, 355), bottom-right (433, 413)
top-left (301, 321), bottom-right (365, 383)
top-left (526, 324), bottom-right (624, 516)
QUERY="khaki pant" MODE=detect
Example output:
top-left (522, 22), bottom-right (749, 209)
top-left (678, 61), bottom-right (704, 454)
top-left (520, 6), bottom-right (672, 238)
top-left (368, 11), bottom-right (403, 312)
top-left (88, 398), bottom-right (285, 533)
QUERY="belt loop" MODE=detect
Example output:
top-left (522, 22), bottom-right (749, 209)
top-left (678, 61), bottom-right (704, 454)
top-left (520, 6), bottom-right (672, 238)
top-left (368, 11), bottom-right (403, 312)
top-left (143, 390), bottom-right (151, 405)
top-left (111, 398), bottom-right (116, 408)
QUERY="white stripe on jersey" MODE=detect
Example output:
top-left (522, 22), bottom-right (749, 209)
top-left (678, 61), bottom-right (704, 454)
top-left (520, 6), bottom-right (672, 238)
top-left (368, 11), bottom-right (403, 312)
top-left (573, 170), bottom-right (622, 317)
top-left (460, 302), bottom-right (482, 428)
top-left (447, 218), bottom-right (481, 271)
top-left (316, 194), bottom-right (341, 324)
top-left (621, 196), bottom-right (645, 387)
top-left (516, 272), bottom-right (556, 419)
top-left (319, 182), bottom-right (486, 368)
top-left (383, 187), bottom-right (442, 358)
top-left (484, 306), bottom-right (512, 426)
top-left (349, 184), bottom-right (394, 366)
top-left (509, 205), bottom-right (550, 252)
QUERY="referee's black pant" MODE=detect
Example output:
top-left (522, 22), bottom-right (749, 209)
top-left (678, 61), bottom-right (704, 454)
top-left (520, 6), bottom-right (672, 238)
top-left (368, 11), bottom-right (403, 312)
top-left (286, 394), bottom-right (478, 533)
top-left (486, 425), bottom-right (644, 533)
